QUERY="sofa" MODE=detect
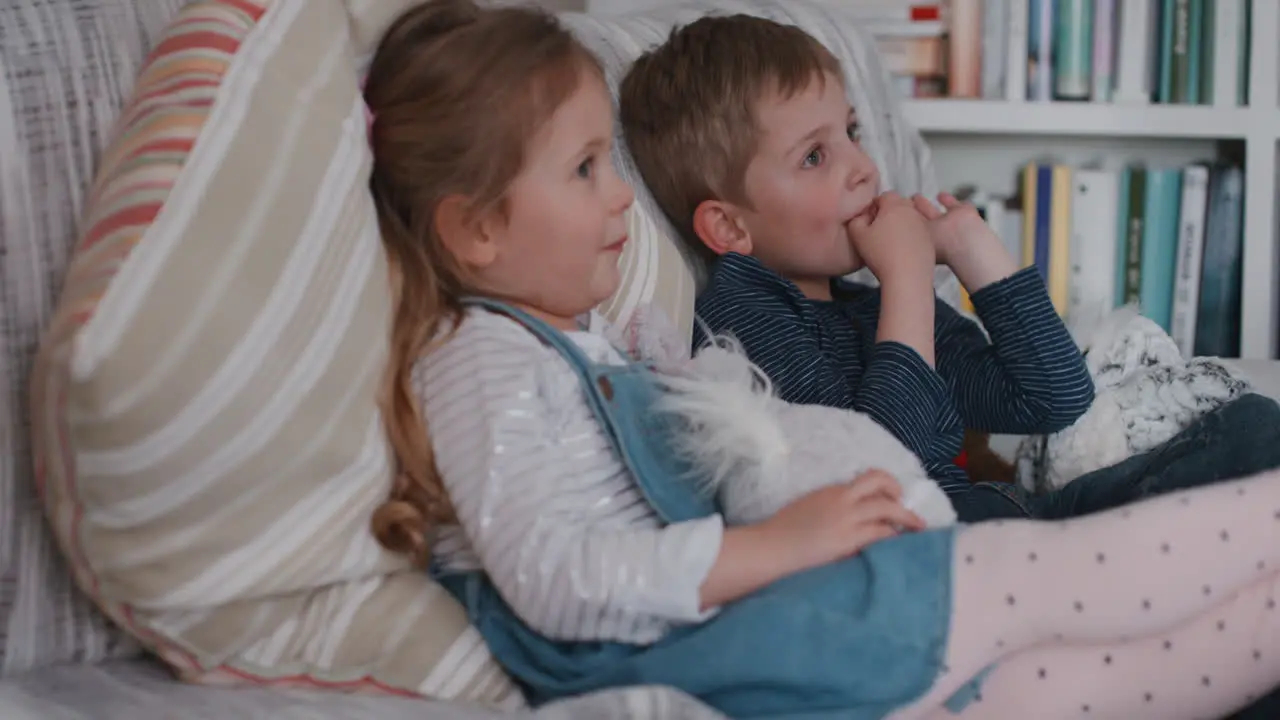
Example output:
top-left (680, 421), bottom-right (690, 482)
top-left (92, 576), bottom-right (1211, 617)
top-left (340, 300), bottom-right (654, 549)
top-left (2, 1), bottom-right (1278, 718)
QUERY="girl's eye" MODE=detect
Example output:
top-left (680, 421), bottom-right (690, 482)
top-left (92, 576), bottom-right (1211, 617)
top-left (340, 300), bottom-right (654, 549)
top-left (577, 156), bottom-right (595, 179)
top-left (802, 146), bottom-right (824, 168)
top-left (847, 121), bottom-right (862, 143)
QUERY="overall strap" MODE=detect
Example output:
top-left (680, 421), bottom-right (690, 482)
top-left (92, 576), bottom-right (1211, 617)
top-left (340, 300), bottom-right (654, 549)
top-left (461, 297), bottom-right (599, 371)
top-left (460, 297), bottom-right (632, 436)
top-left (461, 297), bottom-right (717, 525)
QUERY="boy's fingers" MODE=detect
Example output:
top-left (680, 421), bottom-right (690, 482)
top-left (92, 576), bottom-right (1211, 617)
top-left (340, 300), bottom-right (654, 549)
top-left (937, 192), bottom-right (964, 210)
top-left (876, 191), bottom-right (906, 207)
top-left (912, 194), bottom-right (943, 220)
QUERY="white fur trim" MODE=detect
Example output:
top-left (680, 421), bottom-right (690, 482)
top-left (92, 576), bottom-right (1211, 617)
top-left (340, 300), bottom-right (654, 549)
top-left (655, 335), bottom-right (957, 528)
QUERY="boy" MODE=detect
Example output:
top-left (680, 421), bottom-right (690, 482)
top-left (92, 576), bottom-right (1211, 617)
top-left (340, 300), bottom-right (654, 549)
top-left (619, 14), bottom-right (1280, 522)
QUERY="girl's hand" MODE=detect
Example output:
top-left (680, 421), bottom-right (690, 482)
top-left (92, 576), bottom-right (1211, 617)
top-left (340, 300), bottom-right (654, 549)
top-left (762, 470), bottom-right (926, 572)
top-left (846, 192), bottom-right (936, 285)
top-left (913, 192), bottom-right (1018, 292)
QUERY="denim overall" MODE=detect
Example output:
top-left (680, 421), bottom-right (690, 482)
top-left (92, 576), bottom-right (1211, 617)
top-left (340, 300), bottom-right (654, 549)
top-left (435, 299), bottom-right (963, 719)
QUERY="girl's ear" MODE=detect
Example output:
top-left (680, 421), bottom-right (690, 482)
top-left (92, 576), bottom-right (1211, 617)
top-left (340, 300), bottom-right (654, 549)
top-left (692, 199), bottom-right (753, 256)
top-left (435, 194), bottom-right (497, 269)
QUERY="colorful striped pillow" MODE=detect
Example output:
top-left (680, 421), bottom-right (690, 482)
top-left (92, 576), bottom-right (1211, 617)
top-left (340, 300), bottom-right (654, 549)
top-left (30, 0), bottom-right (519, 703)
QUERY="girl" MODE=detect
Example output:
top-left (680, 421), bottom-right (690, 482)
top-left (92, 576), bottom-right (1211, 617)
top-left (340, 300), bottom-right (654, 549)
top-left (364, 1), bottom-right (1280, 718)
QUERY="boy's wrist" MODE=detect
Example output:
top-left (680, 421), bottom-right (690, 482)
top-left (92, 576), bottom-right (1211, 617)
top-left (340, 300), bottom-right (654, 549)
top-left (877, 263), bottom-right (936, 296)
top-left (946, 232), bottom-right (1018, 293)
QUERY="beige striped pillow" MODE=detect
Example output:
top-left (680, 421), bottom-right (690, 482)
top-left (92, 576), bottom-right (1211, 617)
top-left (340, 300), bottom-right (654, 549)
top-left (29, 0), bottom-right (522, 703)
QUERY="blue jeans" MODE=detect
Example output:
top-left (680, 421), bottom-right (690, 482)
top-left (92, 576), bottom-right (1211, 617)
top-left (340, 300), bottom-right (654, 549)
top-left (954, 393), bottom-right (1280, 522)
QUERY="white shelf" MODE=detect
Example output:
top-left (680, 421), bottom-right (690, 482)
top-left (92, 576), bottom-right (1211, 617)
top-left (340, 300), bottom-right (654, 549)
top-left (901, 99), bottom-right (1263, 139)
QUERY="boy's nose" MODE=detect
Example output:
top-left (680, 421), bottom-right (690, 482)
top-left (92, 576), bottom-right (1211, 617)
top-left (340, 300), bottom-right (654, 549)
top-left (846, 147), bottom-right (879, 192)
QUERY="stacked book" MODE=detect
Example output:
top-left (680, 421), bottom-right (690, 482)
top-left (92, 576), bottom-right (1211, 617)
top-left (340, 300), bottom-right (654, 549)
top-left (868, 0), bottom-right (1250, 104)
top-left (960, 161), bottom-right (1244, 357)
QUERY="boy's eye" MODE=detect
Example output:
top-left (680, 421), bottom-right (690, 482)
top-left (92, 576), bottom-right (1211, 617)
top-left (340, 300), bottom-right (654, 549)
top-left (847, 121), bottom-right (862, 143)
top-left (802, 146), bottom-right (824, 168)
top-left (577, 156), bottom-right (595, 178)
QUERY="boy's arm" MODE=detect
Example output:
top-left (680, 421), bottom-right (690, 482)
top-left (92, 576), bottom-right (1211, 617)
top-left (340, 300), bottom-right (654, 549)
top-left (939, 266), bottom-right (1095, 434)
top-left (699, 295), bottom-right (959, 465)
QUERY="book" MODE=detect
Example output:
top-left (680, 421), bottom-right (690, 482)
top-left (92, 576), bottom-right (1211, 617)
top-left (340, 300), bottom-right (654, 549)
top-left (1170, 164), bottom-right (1209, 355)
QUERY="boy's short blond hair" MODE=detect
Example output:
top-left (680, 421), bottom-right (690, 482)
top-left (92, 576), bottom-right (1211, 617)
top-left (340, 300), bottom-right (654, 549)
top-left (619, 14), bottom-right (842, 261)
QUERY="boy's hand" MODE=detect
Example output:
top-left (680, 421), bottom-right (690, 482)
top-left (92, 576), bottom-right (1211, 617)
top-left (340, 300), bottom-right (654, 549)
top-left (846, 192), bottom-right (936, 285)
top-left (912, 192), bottom-right (1018, 293)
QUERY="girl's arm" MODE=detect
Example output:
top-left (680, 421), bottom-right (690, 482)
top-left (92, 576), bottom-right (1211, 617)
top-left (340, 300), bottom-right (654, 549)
top-left (422, 313), bottom-right (919, 642)
top-left (421, 312), bottom-right (726, 642)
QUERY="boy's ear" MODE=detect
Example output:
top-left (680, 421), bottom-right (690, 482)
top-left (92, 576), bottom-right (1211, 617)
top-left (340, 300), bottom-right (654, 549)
top-left (436, 194), bottom-right (498, 269)
top-left (692, 199), bottom-right (753, 256)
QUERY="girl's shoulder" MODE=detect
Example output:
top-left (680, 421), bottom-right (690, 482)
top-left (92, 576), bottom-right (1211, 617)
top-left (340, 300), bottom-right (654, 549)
top-left (422, 306), bottom-right (550, 372)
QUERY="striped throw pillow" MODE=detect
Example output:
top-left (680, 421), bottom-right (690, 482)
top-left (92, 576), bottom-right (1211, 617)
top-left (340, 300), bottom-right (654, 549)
top-left (30, 0), bottom-right (519, 703)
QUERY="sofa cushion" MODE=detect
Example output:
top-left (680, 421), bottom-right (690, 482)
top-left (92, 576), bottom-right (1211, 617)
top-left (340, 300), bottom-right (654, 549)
top-left (0, 0), bottom-right (194, 678)
top-left (18, 0), bottom-right (948, 698)
top-left (27, 0), bottom-right (521, 702)
top-left (0, 658), bottom-right (728, 719)
top-left (0, 659), bottom-right (727, 720)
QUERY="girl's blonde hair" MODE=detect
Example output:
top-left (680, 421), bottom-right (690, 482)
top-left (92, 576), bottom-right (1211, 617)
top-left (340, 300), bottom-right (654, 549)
top-left (364, 0), bottom-right (601, 565)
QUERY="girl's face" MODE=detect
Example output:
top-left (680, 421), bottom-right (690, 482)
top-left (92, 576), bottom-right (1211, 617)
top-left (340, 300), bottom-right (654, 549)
top-left (472, 70), bottom-right (635, 330)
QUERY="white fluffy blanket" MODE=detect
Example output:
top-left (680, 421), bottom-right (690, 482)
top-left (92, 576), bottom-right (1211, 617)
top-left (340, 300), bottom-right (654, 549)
top-left (1016, 306), bottom-right (1253, 492)
top-left (605, 306), bottom-right (957, 528)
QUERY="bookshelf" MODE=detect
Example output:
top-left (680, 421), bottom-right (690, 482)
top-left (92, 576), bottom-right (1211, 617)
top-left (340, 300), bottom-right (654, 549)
top-left (584, 0), bottom-right (1280, 360)
top-left (900, 100), bottom-right (1260, 138)
top-left (901, 0), bottom-right (1278, 360)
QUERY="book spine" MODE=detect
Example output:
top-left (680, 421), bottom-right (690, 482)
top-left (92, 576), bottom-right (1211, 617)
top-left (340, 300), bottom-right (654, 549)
top-left (837, 2), bottom-right (946, 22)
top-left (948, 0), bottom-right (983, 96)
top-left (1034, 164), bottom-right (1053, 279)
top-left (1054, 0), bottom-right (1095, 99)
top-left (1068, 169), bottom-right (1121, 340)
top-left (1092, 0), bottom-right (1117, 101)
top-left (981, 0), bottom-right (1009, 98)
top-left (1028, 0), bottom-right (1055, 100)
top-left (1004, 0), bottom-right (1029, 100)
top-left (1171, 164), bottom-right (1209, 355)
top-left (1193, 165), bottom-right (1245, 357)
top-left (1169, 0), bottom-right (1192, 102)
top-left (1114, 0), bottom-right (1155, 102)
top-left (1021, 165), bottom-right (1038, 267)
top-left (1123, 167), bottom-right (1147, 304)
top-left (1185, 0), bottom-right (1204, 102)
top-left (1157, 0), bottom-right (1176, 102)
top-left (877, 36), bottom-right (948, 75)
top-left (863, 20), bottom-right (948, 37)
top-left (1138, 168), bottom-right (1183, 331)
top-left (1048, 165), bottom-right (1073, 314)
top-left (1114, 168), bottom-right (1132, 303)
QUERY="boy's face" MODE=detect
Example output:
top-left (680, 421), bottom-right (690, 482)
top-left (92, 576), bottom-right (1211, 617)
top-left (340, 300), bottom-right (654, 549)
top-left (736, 71), bottom-right (880, 298)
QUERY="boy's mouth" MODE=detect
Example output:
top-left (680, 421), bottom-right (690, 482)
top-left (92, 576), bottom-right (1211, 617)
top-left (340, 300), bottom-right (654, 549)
top-left (849, 199), bottom-right (876, 224)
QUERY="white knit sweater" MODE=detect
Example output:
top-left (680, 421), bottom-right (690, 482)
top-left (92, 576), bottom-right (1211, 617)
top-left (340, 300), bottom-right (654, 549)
top-left (416, 309), bottom-right (723, 645)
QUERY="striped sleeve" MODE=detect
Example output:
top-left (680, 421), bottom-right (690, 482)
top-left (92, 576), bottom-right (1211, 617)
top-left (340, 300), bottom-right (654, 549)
top-left (851, 341), bottom-right (954, 462)
top-left (940, 267), bottom-right (1095, 434)
top-left (420, 311), bottom-right (723, 644)
top-left (696, 261), bottom-right (956, 461)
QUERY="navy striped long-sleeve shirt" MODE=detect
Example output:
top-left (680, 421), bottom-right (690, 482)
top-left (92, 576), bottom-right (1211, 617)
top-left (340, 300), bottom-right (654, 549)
top-left (694, 253), bottom-right (1095, 500)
